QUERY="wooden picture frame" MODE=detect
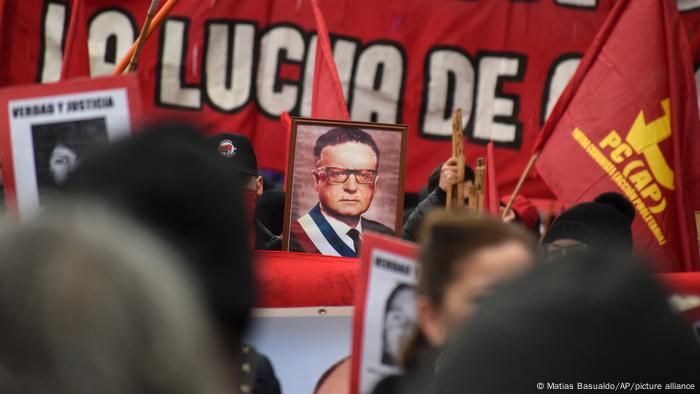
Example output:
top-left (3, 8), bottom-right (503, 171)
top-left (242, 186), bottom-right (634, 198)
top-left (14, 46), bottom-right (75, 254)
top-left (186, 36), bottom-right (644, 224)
top-left (282, 117), bottom-right (408, 256)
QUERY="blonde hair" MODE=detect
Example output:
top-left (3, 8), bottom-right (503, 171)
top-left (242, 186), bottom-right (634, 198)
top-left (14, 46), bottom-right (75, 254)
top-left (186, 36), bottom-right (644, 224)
top-left (0, 201), bottom-right (233, 394)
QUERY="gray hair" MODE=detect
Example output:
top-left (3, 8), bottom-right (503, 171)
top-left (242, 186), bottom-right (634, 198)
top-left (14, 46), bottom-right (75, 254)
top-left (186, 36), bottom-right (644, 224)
top-left (0, 201), bottom-right (233, 394)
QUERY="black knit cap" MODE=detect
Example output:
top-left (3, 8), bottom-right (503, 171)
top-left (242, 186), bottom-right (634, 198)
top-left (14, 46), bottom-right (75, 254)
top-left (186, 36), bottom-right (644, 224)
top-left (62, 123), bottom-right (253, 351)
top-left (542, 192), bottom-right (636, 252)
top-left (207, 133), bottom-right (259, 177)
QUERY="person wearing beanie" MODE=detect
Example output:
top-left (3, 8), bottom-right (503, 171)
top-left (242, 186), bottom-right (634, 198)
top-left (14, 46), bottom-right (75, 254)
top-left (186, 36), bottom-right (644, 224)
top-left (62, 124), bottom-right (281, 394)
top-left (540, 192), bottom-right (635, 259)
top-left (429, 252), bottom-right (700, 394)
top-left (402, 157), bottom-right (476, 242)
top-left (208, 133), bottom-right (281, 251)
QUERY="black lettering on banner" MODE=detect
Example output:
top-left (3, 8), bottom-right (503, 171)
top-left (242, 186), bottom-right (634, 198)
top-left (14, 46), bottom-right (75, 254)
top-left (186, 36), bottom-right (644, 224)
top-left (554, 0), bottom-right (598, 9)
top-left (540, 53), bottom-right (581, 126)
top-left (419, 46), bottom-right (476, 140)
top-left (255, 23), bottom-right (305, 118)
top-left (88, 8), bottom-right (138, 76)
top-left (202, 20), bottom-right (257, 114)
top-left (156, 17), bottom-right (202, 110)
top-left (679, 0), bottom-right (700, 12)
top-left (349, 40), bottom-right (406, 123)
top-left (299, 33), bottom-right (359, 116)
top-left (37, 0), bottom-right (69, 83)
top-left (470, 51), bottom-right (527, 149)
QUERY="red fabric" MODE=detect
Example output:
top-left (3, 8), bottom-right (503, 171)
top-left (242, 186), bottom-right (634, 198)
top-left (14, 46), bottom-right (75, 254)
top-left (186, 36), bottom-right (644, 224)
top-left (253, 251), bottom-right (358, 308)
top-left (253, 253), bottom-right (700, 309)
top-left (244, 190), bottom-right (258, 248)
top-left (658, 272), bottom-right (700, 324)
top-left (485, 141), bottom-right (499, 216)
top-left (535, 0), bottom-right (700, 272)
top-left (310, 0), bottom-right (349, 120)
top-left (60, 0), bottom-right (90, 80)
top-left (280, 111), bottom-right (292, 189)
top-left (501, 194), bottom-right (539, 231)
top-left (4, 1), bottom-right (700, 197)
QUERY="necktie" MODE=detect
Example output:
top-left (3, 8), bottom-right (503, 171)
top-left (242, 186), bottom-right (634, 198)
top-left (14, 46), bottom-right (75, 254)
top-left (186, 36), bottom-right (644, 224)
top-left (347, 228), bottom-right (361, 255)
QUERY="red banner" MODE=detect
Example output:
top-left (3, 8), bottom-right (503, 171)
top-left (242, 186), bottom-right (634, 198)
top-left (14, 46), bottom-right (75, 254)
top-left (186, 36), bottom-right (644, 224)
top-left (536, 0), bottom-right (700, 272)
top-left (3, 0), bottom-right (700, 196)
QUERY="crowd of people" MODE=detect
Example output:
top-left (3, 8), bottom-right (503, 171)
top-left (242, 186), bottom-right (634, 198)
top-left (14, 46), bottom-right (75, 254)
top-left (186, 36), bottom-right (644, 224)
top-left (0, 122), bottom-right (698, 393)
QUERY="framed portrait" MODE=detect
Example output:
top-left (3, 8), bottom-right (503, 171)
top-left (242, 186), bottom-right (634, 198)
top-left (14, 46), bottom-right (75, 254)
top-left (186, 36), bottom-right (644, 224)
top-left (282, 118), bottom-right (408, 257)
top-left (0, 74), bottom-right (141, 219)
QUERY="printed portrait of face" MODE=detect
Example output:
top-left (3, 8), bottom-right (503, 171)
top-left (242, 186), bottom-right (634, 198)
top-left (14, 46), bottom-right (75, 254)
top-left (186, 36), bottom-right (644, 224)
top-left (313, 141), bottom-right (378, 221)
top-left (49, 144), bottom-right (78, 185)
top-left (382, 284), bottom-right (417, 366)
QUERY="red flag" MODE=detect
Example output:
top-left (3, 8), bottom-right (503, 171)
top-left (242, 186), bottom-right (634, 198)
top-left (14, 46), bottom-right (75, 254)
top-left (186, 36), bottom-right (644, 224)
top-left (536, 0), bottom-right (700, 272)
top-left (281, 111), bottom-right (292, 191)
top-left (60, 0), bottom-right (90, 80)
top-left (310, 0), bottom-right (349, 120)
top-left (485, 142), bottom-right (499, 216)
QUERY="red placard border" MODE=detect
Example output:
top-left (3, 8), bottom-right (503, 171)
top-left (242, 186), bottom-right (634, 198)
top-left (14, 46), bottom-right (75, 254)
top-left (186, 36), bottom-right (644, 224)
top-left (0, 74), bottom-right (142, 216)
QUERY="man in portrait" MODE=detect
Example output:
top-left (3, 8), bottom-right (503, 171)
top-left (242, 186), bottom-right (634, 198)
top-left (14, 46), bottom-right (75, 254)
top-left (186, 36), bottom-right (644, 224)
top-left (289, 127), bottom-right (393, 257)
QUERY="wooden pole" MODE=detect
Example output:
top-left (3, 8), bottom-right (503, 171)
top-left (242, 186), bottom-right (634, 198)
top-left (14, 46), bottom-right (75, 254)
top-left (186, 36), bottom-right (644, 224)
top-left (447, 109), bottom-right (465, 210)
top-left (127, 0), bottom-right (161, 72)
top-left (472, 157), bottom-right (485, 213)
top-left (112, 0), bottom-right (181, 75)
top-left (502, 152), bottom-right (539, 219)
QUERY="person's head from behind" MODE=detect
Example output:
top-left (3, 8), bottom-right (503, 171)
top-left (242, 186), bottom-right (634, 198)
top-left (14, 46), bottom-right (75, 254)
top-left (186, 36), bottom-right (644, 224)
top-left (382, 284), bottom-right (417, 365)
top-left (49, 143), bottom-right (79, 185)
top-left (417, 210), bottom-right (536, 347)
top-left (0, 203), bottom-right (232, 394)
top-left (432, 252), bottom-right (700, 393)
top-left (540, 192), bottom-right (635, 260)
top-left (62, 123), bottom-right (252, 357)
top-left (312, 128), bottom-right (380, 223)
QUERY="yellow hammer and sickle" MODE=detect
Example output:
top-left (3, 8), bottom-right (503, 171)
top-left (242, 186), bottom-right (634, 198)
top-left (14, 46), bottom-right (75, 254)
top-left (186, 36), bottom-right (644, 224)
top-left (624, 99), bottom-right (674, 190)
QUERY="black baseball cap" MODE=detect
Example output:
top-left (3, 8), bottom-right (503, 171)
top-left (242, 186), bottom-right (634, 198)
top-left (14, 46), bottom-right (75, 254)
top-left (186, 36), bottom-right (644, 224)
top-left (208, 133), bottom-right (259, 177)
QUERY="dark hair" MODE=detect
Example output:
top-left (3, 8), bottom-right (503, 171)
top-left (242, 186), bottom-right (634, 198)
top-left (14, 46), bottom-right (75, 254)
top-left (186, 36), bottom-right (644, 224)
top-left (63, 123), bottom-right (253, 355)
top-left (418, 210), bottom-right (536, 308)
top-left (426, 163), bottom-right (476, 194)
top-left (381, 284), bottom-right (415, 366)
top-left (313, 127), bottom-right (380, 165)
top-left (400, 210), bottom-right (536, 368)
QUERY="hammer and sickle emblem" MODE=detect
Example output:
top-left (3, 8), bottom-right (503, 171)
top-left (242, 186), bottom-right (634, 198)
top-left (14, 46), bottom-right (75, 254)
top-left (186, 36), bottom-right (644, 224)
top-left (624, 99), bottom-right (674, 190)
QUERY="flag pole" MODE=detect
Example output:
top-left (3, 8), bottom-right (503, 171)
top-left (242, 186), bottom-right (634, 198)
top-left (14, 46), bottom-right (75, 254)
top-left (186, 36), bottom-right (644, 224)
top-left (502, 151), bottom-right (539, 219)
top-left (447, 109), bottom-right (465, 210)
top-left (127, 0), bottom-right (161, 72)
top-left (471, 157), bottom-right (485, 213)
top-left (112, 0), bottom-right (181, 75)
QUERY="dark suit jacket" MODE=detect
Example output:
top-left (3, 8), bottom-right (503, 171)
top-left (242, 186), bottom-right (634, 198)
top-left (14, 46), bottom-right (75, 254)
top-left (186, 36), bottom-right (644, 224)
top-left (289, 215), bottom-right (394, 254)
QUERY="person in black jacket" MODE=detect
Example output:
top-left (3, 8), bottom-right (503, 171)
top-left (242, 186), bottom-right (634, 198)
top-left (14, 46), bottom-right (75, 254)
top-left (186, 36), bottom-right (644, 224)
top-left (208, 133), bottom-right (281, 251)
top-left (402, 157), bottom-right (475, 242)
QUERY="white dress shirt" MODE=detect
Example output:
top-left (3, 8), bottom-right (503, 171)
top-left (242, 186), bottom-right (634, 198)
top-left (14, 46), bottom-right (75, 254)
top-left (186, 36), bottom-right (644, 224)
top-left (320, 207), bottom-right (362, 252)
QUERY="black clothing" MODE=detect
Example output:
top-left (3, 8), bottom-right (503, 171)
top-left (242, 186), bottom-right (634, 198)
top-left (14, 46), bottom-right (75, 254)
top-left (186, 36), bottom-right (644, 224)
top-left (239, 344), bottom-right (282, 394)
top-left (401, 188), bottom-right (446, 242)
top-left (255, 218), bottom-right (281, 251)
